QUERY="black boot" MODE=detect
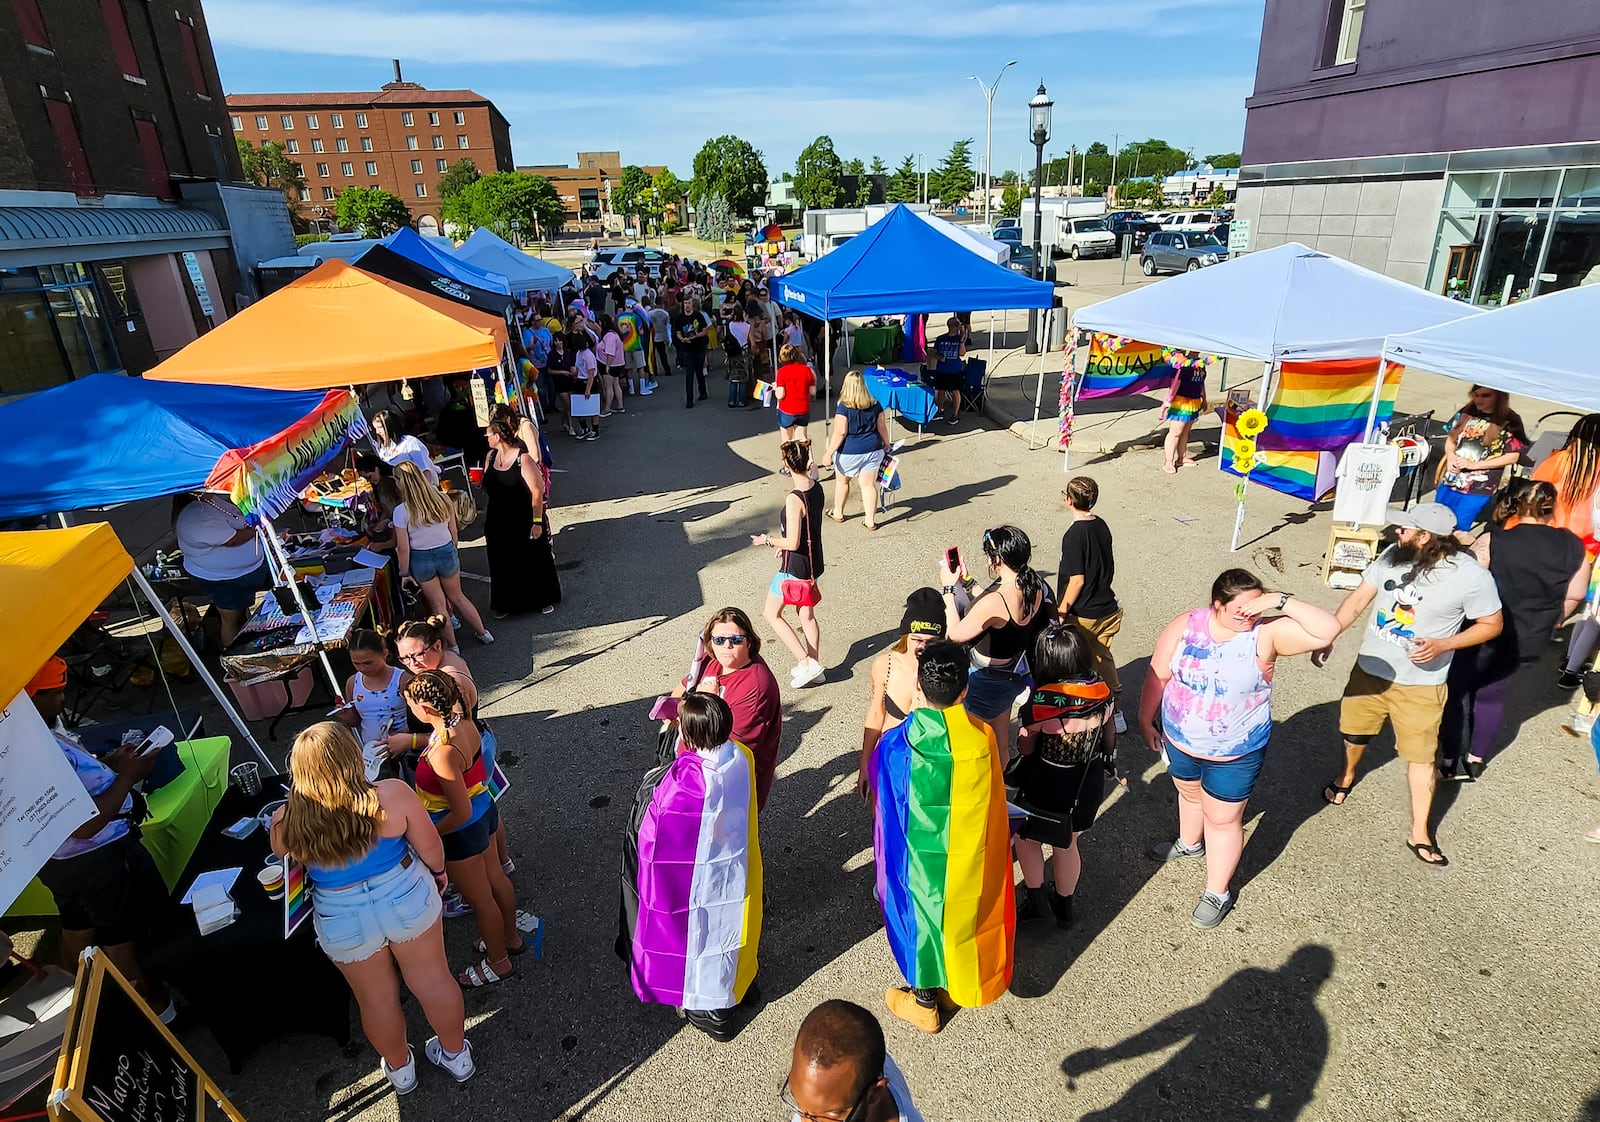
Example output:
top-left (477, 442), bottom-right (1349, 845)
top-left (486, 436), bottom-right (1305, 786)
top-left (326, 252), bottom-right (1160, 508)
top-left (1049, 890), bottom-right (1074, 929)
top-left (1016, 884), bottom-right (1048, 923)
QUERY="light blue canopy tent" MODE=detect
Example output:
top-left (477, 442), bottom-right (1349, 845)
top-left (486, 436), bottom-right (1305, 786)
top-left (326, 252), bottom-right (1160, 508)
top-left (456, 228), bottom-right (576, 295)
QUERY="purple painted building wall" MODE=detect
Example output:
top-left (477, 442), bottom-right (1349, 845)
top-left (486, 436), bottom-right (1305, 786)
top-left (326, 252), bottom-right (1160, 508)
top-left (1244, 1), bottom-right (1600, 165)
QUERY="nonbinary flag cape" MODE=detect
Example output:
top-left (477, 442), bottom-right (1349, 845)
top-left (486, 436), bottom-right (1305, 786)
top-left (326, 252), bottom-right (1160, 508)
top-left (871, 705), bottom-right (1014, 1006)
top-left (617, 740), bottom-right (762, 1011)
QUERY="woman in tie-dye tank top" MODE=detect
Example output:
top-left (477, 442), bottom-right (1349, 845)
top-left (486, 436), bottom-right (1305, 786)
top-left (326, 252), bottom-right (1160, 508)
top-left (1137, 569), bottom-right (1341, 930)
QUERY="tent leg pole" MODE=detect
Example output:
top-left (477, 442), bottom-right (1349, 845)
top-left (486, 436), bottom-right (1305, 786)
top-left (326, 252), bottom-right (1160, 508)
top-left (129, 567), bottom-right (273, 770)
top-left (260, 516), bottom-right (347, 704)
top-left (1028, 309), bottom-right (1049, 449)
top-left (1363, 359), bottom-right (1390, 442)
top-left (824, 318), bottom-right (832, 417)
top-left (1219, 356), bottom-right (1229, 394)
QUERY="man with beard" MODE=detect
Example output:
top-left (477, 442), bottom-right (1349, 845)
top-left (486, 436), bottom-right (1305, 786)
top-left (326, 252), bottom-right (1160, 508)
top-left (1313, 503), bottom-right (1502, 867)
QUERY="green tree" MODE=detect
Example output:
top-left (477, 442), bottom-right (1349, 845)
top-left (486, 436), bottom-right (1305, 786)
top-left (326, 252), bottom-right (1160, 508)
top-left (236, 137), bottom-right (306, 225)
top-left (996, 169), bottom-right (1019, 186)
top-left (1119, 138), bottom-right (1191, 181)
top-left (1204, 152), bottom-right (1242, 168)
top-left (1205, 184), bottom-right (1230, 207)
top-left (652, 167), bottom-right (687, 227)
top-left (694, 191), bottom-right (731, 242)
top-left (441, 172), bottom-right (564, 239)
top-left (793, 135), bottom-right (844, 210)
top-left (1084, 180), bottom-right (1104, 197)
top-left (999, 183), bottom-right (1021, 218)
top-left (854, 176), bottom-right (872, 207)
top-left (436, 158), bottom-right (481, 202)
top-left (886, 155), bottom-right (919, 203)
top-left (690, 135), bottom-right (768, 218)
top-left (334, 186), bottom-right (410, 237)
top-left (869, 155), bottom-right (887, 176)
top-left (931, 138), bottom-right (974, 205)
top-left (842, 157), bottom-right (865, 176)
top-left (612, 164), bottom-right (653, 229)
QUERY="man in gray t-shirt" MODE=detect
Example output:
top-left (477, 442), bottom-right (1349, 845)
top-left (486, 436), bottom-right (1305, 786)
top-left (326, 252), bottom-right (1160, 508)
top-left (1313, 503), bottom-right (1503, 867)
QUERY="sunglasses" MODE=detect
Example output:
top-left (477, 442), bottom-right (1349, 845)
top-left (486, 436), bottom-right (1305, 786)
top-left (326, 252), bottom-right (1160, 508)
top-left (779, 1076), bottom-right (870, 1122)
top-left (710, 635), bottom-right (747, 647)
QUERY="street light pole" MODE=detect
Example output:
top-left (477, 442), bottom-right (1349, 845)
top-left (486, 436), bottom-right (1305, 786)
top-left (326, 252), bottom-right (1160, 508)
top-left (1026, 82), bottom-right (1053, 356)
top-left (968, 61), bottom-right (1017, 229)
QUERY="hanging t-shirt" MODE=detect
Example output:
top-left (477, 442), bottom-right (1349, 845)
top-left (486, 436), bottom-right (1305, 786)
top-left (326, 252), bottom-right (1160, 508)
top-left (1356, 547), bottom-right (1501, 685)
top-left (1332, 443), bottom-right (1401, 527)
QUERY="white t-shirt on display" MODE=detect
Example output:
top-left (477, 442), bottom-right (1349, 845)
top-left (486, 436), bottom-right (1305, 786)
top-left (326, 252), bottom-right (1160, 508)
top-left (176, 498), bottom-right (263, 581)
top-left (1332, 443), bottom-right (1401, 527)
top-left (377, 435), bottom-right (438, 481)
top-left (392, 502), bottom-right (454, 551)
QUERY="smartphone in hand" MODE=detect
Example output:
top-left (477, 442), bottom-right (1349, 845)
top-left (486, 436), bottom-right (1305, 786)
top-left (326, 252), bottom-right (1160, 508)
top-left (134, 726), bottom-right (175, 757)
top-left (946, 547), bottom-right (962, 572)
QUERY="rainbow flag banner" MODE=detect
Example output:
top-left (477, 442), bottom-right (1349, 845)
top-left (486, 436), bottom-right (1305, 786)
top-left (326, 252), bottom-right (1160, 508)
top-left (206, 389), bottom-right (367, 524)
top-left (871, 706), bottom-right (1014, 1007)
top-left (1220, 402), bottom-right (1336, 502)
top-left (1077, 334), bottom-right (1178, 400)
top-left (1259, 357), bottom-right (1402, 453)
top-left (283, 857), bottom-right (311, 937)
top-left (619, 741), bottom-right (762, 1011)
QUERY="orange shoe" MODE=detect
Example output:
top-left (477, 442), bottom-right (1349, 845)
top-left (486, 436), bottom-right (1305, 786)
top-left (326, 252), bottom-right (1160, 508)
top-left (884, 987), bottom-right (944, 1034)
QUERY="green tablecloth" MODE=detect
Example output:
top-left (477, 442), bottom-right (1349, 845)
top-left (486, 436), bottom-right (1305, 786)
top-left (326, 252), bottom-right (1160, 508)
top-left (851, 325), bottom-right (902, 366)
top-left (6, 736), bottom-right (232, 918)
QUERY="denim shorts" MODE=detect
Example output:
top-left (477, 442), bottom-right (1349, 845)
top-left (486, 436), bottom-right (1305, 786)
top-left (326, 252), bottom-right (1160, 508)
top-left (440, 799), bottom-right (498, 862)
top-left (834, 449), bottom-right (885, 478)
top-left (1163, 742), bottom-right (1266, 803)
top-left (409, 541), bottom-right (460, 582)
top-left (312, 854), bottom-right (441, 964)
top-left (192, 559), bottom-right (270, 612)
top-left (777, 409), bottom-right (808, 428)
top-left (963, 664), bottom-right (1025, 721)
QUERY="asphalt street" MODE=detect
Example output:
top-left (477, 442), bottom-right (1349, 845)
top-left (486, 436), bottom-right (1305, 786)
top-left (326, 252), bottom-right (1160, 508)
top-left (179, 349), bottom-right (1600, 1122)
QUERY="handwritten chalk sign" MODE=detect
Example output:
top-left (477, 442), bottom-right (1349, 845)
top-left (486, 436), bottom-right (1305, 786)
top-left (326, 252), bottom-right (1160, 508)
top-left (50, 949), bottom-right (245, 1122)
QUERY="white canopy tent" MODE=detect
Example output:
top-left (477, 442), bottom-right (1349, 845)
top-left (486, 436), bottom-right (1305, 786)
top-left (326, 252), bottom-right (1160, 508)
top-left (910, 209), bottom-right (1012, 265)
top-left (1073, 241), bottom-right (1477, 361)
top-left (456, 227), bottom-right (577, 295)
top-left (1382, 282), bottom-right (1598, 409)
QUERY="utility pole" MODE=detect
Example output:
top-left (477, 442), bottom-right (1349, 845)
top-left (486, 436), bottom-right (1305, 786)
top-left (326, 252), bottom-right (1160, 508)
top-left (1111, 132), bottom-right (1119, 196)
top-left (969, 61), bottom-right (1018, 229)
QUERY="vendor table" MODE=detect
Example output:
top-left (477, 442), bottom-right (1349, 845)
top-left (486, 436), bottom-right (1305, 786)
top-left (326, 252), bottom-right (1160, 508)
top-left (223, 568), bottom-right (375, 681)
top-left (143, 781), bottom-right (351, 1071)
top-left (5, 735), bottom-right (232, 919)
top-left (72, 709), bottom-right (203, 756)
top-left (864, 367), bottom-right (938, 427)
top-left (851, 324), bottom-right (903, 366)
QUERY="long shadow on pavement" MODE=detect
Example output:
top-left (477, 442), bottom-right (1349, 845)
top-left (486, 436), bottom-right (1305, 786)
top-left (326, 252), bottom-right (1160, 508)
top-left (1060, 944), bottom-right (1333, 1121)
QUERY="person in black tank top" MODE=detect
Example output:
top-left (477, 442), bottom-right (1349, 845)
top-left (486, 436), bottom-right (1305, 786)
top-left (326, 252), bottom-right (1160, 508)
top-left (755, 440), bottom-right (827, 688)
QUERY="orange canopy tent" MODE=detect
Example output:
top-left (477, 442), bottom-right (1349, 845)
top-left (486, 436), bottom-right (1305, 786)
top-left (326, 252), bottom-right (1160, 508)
top-left (144, 259), bottom-right (509, 390)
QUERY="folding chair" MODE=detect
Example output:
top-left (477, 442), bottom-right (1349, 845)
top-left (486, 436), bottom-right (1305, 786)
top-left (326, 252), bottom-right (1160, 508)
top-left (959, 357), bottom-right (988, 414)
top-left (0, 932), bottom-right (75, 1120)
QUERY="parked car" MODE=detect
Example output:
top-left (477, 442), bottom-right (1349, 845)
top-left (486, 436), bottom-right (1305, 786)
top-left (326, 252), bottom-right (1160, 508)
top-left (1102, 210), bottom-right (1146, 226)
top-left (993, 226), bottom-right (1024, 246)
top-left (1106, 217), bottom-right (1161, 253)
top-left (1160, 211), bottom-right (1218, 232)
top-left (1140, 231), bottom-right (1229, 275)
top-left (994, 217), bottom-right (1021, 232)
top-left (1008, 245), bottom-right (1058, 282)
top-left (1144, 211), bottom-right (1174, 226)
top-left (1060, 217), bottom-right (1118, 260)
top-left (589, 248), bottom-right (668, 281)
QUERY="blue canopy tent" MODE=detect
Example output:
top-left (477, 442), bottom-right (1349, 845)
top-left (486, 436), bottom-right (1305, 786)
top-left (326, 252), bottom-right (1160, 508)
top-left (355, 226), bottom-right (513, 315)
top-left (0, 374), bottom-right (328, 520)
top-left (771, 204), bottom-right (1054, 411)
top-left (456, 228), bottom-right (576, 296)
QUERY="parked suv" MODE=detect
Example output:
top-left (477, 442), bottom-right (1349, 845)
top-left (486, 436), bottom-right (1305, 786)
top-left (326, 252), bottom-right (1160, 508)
top-left (1106, 217), bottom-right (1161, 253)
top-left (1140, 231), bottom-right (1228, 275)
top-left (1060, 217), bottom-right (1117, 260)
top-left (589, 248), bottom-right (667, 281)
top-left (1159, 211), bottom-right (1218, 232)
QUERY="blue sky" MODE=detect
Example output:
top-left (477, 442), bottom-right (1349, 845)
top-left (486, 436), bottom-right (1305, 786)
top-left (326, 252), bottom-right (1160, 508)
top-left (207, 0), bottom-right (1265, 179)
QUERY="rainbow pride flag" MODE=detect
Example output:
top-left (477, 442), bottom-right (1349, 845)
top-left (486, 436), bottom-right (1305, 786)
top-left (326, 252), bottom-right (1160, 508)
top-left (619, 741), bottom-right (762, 1011)
top-left (1220, 403), bottom-right (1336, 502)
top-left (206, 389), bottom-right (367, 524)
top-left (1258, 357), bottom-right (1403, 453)
top-left (1077, 334), bottom-right (1178, 400)
top-left (871, 706), bottom-right (1014, 1006)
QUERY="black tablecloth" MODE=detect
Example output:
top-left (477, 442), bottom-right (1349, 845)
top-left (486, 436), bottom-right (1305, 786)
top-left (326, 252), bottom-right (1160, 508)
top-left (73, 710), bottom-right (203, 755)
top-left (144, 783), bottom-right (351, 1071)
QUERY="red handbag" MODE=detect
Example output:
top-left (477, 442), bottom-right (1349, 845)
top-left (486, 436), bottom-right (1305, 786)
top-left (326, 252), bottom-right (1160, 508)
top-left (779, 494), bottom-right (822, 607)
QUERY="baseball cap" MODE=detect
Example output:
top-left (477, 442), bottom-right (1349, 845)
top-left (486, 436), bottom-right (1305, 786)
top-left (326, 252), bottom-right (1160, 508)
top-left (1388, 502), bottom-right (1456, 537)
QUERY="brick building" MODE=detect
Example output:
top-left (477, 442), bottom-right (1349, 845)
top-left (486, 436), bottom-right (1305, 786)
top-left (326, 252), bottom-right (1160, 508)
top-left (0, 0), bottom-right (294, 391)
top-left (517, 151), bottom-right (664, 227)
top-left (227, 68), bottom-right (514, 236)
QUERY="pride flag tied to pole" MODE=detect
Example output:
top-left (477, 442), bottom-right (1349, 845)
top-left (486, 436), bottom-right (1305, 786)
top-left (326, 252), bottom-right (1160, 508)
top-left (206, 389), bottom-right (368, 524)
top-left (1077, 334), bottom-right (1179, 399)
top-left (617, 740), bottom-right (762, 1012)
top-left (871, 705), bottom-right (1014, 1006)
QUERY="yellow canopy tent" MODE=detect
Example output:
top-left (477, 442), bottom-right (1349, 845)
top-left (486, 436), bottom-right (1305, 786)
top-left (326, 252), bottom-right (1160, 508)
top-left (143, 259), bottom-right (509, 390)
top-left (0, 523), bottom-right (130, 704)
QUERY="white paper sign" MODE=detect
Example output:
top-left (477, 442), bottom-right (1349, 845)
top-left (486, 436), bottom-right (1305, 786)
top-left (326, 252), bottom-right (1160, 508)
top-left (0, 692), bottom-right (95, 912)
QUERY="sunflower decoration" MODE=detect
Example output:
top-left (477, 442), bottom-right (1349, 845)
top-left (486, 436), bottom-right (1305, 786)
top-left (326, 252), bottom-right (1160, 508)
top-left (1233, 437), bottom-right (1257, 461)
top-left (1237, 408), bottom-right (1269, 437)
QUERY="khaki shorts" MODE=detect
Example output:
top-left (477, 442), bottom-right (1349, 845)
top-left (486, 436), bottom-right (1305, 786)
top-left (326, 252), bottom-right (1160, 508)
top-left (1339, 665), bottom-right (1446, 765)
top-left (1071, 609), bottom-right (1123, 696)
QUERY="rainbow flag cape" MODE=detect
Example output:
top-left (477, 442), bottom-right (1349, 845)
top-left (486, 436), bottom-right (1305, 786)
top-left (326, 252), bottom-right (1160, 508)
top-left (617, 741), bottom-right (762, 1011)
top-left (1077, 334), bottom-right (1178, 400)
top-left (871, 706), bottom-right (1014, 1006)
top-left (206, 389), bottom-right (367, 524)
top-left (1259, 357), bottom-right (1403, 453)
top-left (617, 308), bottom-right (652, 358)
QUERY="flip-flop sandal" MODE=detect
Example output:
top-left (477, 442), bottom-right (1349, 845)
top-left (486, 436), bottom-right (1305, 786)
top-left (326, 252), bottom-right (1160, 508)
top-left (825, 510), bottom-right (845, 523)
top-left (1405, 841), bottom-right (1448, 867)
top-left (1322, 780), bottom-right (1353, 805)
top-left (862, 522), bottom-right (879, 532)
top-left (458, 958), bottom-right (514, 988)
top-left (474, 937), bottom-right (526, 956)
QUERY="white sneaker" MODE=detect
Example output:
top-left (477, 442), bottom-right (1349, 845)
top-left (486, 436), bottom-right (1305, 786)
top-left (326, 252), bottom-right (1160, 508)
top-left (476, 630), bottom-right (495, 645)
top-left (639, 386), bottom-right (654, 396)
top-left (1114, 710), bottom-right (1128, 735)
top-left (382, 1046), bottom-right (417, 1094)
top-left (791, 659), bottom-right (825, 687)
top-left (424, 1036), bottom-right (476, 1083)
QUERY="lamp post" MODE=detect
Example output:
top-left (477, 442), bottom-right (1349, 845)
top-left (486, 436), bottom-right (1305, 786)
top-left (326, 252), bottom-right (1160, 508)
top-left (1026, 82), bottom-right (1053, 354)
top-left (509, 218), bottom-right (520, 248)
top-left (968, 61), bottom-right (1017, 229)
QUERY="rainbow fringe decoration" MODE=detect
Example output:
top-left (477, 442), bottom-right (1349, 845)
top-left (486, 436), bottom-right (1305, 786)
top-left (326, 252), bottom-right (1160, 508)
top-left (618, 741), bottom-right (762, 1011)
top-left (871, 706), bottom-right (1014, 1007)
top-left (206, 389), bottom-right (368, 524)
top-left (1077, 334), bottom-right (1178, 399)
top-left (1259, 357), bottom-right (1403, 453)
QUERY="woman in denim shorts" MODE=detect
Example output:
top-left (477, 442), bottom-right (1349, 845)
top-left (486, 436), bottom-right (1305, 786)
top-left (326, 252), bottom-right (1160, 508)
top-left (392, 462), bottom-right (493, 652)
top-left (271, 722), bottom-right (476, 1093)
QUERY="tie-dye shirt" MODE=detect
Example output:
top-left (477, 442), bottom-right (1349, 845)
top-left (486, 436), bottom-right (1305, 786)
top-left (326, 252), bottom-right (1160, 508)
top-left (1161, 609), bottom-right (1272, 759)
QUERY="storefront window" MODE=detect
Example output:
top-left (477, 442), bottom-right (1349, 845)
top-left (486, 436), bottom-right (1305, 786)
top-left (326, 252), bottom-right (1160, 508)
top-left (1498, 168), bottom-right (1563, 209)
top-left (1444, 172), bottom-right (1499, 211)
top-left (1542, 212), bottom-right (1600, 293)
top-left (0, 264), bottom-right (121, 393)
top-left (1559, 168), bottom-right (1600, 209)
top-left (1431, 165), bottom-right (1600, 303)
top-left (1475, 213), bottom-right (1548, 305)
top-left (1426, 211), bottom-right (1486, 297)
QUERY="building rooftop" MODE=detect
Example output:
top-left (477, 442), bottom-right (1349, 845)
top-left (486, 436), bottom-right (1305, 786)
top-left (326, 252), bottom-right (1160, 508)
top-left (226, 88), bottom-right (495, 108)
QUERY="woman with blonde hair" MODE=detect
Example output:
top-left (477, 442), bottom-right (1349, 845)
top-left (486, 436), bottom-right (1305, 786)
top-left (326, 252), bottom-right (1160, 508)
top-left (269, 722), bottom-right (475, 1091)
top-left (824, 370), bottom-right (890, 530)
top-left (402, 671), bottom-right (524, 988)
top-left (391, 461), bottom-right (492, 650)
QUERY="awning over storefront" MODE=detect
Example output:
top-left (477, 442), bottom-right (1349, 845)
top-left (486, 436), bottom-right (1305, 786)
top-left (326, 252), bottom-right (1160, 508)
top-left (0, 204), bottom-right (229, 268)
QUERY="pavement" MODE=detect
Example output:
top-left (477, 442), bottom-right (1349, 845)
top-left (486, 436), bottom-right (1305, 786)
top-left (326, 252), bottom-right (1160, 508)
top-left (14, 258), bottom-right (1600, 1122)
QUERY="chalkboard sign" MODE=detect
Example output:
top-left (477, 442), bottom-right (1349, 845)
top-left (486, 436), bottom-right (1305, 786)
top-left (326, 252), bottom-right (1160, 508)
top-left (50, 950), bottom-right (245, 1122)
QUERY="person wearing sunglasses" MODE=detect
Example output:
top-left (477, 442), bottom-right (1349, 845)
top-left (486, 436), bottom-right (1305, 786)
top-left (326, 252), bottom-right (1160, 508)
top-left (667, 607), bottom-right (783, 811)
top-left (781, 1000), bottom-right (923, 1121)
